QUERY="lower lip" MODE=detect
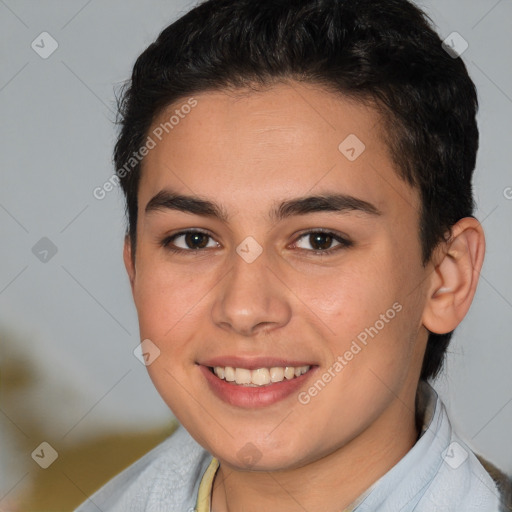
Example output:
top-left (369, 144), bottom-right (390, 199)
top-left (199, 365), bottom-right (316, 408)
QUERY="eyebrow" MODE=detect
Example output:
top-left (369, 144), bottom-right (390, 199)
top-left (145, 189), bottom-right (382, 222)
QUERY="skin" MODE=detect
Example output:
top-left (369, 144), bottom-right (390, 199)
top-left (123, 82), bottom-right (485, 511)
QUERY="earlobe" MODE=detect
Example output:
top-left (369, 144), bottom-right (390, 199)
top-left (422, 217), bottom-right (485, 334)
top-left (123, 235), bottom-right (136, 291)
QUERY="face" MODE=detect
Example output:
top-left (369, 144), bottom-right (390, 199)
top-left (125, 82), bottom-right (432, 471)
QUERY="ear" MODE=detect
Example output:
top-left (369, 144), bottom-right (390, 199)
top-left (422, 217), bottom-right (485, 334)
top-left (123, 234), bottom-right (136, 292)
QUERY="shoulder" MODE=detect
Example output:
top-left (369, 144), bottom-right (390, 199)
top-left (371, 383), bottom-right (508, 512)
top-left (74, 425), bottom-right (212, 512)
top-left (421, 433), bottom-right (503, 511)
top-left (417, 397), bottom-right (508, 512)
top-left (476, 454), bottom-right (512, 512)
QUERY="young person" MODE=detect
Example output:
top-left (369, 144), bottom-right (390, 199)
top-left (76, 0), bottom-right (510, 510)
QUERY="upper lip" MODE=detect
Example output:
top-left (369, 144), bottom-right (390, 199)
top-left (198, 356), bottom-right (314, 370)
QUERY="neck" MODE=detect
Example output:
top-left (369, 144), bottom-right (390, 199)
top-left (211, 396), bottom-right (419, 512)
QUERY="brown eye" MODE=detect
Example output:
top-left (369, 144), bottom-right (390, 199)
top-left (162, 230), bottom-right (219, 252)
top-left (294, 230), bottom-right (352, 254)
top-left (183, 232), bottom-right (210, 249)
top-left (309, 233), bottom-right (334, 250)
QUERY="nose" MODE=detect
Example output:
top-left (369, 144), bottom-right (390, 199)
top-left (211, 249), bottom-right (292, 337)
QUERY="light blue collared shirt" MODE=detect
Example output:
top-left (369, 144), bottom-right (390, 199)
top-left (75, 382), bottom-right (504, 511)
top-left (347, 381), bottom-right (502, 511)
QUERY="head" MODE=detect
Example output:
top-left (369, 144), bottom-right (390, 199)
top-left (116, 0), bottom-right (484, 471)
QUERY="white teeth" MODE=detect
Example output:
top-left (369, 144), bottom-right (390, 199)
top-left (224, 366), bottom-right (235, 382)
top-left (284, 366), bottom-right (295, 380)
top-left (252, 368), bottom-right (271, 386)
top-left (269, 367), bottom-right (284, 382)
top-left (212, 365), bottom-right (311, 386)
top-left (235, 368), bottom-right (252, 385)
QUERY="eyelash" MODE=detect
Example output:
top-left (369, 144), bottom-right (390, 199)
top-left (161, 228), bottom-right (353, 256)
top-left (298, 230), bottom-right (354, 255)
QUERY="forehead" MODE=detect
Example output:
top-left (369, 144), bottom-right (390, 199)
top-left (139, 82), bottom-right (419, 218)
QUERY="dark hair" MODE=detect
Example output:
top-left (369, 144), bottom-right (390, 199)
top-left (114, 0), bottom-right (479, 382)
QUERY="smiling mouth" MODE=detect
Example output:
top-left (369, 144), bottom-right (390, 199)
top-left (209, 365), bottom-right (311, 387)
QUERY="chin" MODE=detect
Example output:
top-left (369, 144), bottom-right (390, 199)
top-left (208, 434), bottom-right (317, 472)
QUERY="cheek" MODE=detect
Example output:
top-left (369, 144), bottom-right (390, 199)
top-left (299, 261), bottom-right (396, 337)
top-left (334, 288), bottom-right (425, 397)
top-left (131, 264), bottom-right (208, 415)
top-left (132, 260), bottom-right (212, 340)
top-left (308, 257), bottom-right (418, 376)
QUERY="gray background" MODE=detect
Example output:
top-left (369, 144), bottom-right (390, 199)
top-left (1, 0), bottom-right (511, 499)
